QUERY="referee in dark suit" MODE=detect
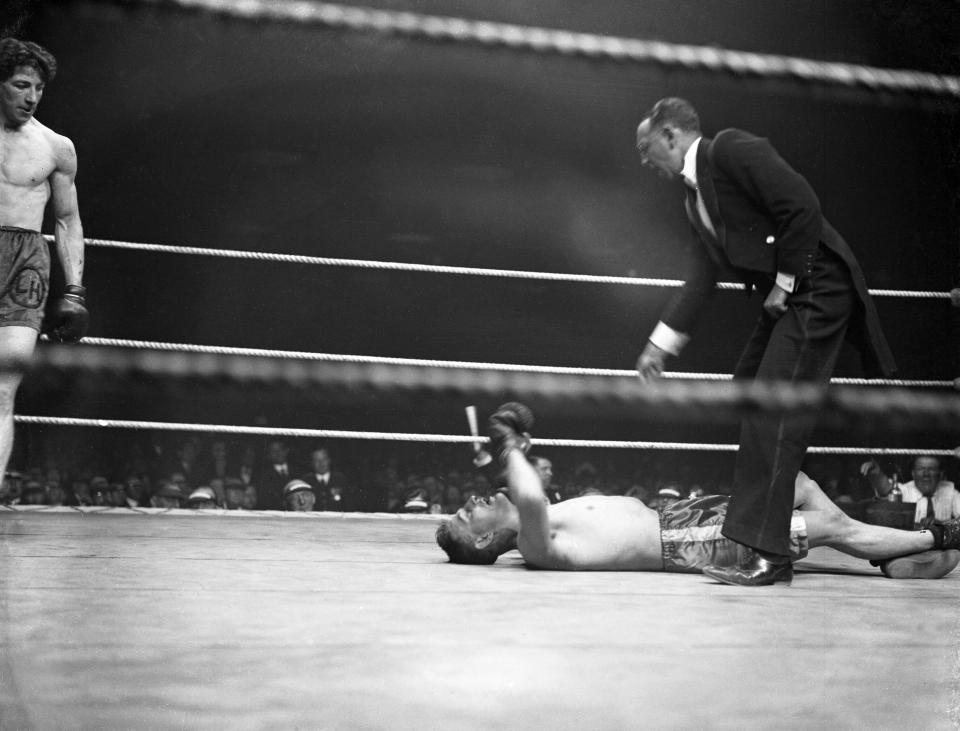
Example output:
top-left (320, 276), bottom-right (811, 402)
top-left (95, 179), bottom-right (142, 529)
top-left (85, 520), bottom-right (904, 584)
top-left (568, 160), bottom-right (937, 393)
top-left (634, 97), bottom-right (896, 586)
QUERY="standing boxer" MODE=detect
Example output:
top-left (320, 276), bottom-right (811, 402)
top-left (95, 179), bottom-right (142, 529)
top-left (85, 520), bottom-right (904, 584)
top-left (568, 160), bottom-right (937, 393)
top-left (0, 38), bottom-right (88, 487)
top-left (633, 98), bottom-right (895, 585)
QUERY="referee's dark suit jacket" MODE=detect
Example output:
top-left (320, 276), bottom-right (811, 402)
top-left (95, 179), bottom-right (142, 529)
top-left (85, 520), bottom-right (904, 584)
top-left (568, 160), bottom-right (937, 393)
top-left (659, 128), bottom-right (896, 556)
top-left (661, 128), bottom-right (896, 379)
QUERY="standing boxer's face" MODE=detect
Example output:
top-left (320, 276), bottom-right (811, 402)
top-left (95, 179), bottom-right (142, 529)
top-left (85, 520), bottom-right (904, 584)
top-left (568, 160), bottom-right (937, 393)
top-left (0, 65), bottom-right (44, 128)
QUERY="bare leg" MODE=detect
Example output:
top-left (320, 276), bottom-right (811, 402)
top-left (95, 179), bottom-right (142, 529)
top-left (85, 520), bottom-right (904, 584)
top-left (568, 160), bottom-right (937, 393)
top-left (802, 507), bottom-right (934, 560)
top-left (792, 471), bottom-right (848, 516)
top-left (0, 327), bottom-right (38, 480)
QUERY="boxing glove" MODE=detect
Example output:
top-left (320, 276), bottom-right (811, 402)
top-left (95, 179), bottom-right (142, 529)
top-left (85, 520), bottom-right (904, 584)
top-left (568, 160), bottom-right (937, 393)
top-left (486, 402), bottom-right (534, 465)
top-left (44, 284), bottom-right (89, 343)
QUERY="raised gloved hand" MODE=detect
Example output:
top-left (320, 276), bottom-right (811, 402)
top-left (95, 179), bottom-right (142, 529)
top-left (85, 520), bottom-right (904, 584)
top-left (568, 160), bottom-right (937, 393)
top-left (486, 402), bottom-right (534, 465)
top-left (43, 284), bottom-right (89, 344)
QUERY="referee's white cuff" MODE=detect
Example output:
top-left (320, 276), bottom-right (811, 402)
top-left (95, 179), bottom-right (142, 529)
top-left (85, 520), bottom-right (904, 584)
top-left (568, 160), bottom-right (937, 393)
top-left (649, 321), bottom-right (689, 357)
top-left (775, 271), bottom-right (796, 293)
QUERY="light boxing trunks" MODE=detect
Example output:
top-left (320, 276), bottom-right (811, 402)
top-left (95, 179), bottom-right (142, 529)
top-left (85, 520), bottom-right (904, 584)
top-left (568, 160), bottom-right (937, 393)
top-left (659, 494), bottom-right (808, 573)
top-left (0, 227), bottom-right (50, 331)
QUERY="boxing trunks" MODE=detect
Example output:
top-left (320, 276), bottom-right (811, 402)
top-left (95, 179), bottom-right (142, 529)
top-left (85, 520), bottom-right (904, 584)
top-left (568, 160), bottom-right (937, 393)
top-left (659, 494), bottom-right (808, 573)
top-left (0, 227), bottom-right (50, 331)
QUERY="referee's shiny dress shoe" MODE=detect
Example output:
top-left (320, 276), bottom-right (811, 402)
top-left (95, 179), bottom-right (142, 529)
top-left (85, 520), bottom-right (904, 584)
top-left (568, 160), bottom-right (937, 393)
top-left (702, 553), bottom-right (793, 587)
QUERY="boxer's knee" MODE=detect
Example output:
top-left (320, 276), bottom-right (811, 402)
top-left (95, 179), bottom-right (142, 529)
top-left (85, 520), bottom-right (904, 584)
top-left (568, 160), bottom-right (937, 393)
top-left (0, 376), bottom-right (22, 416)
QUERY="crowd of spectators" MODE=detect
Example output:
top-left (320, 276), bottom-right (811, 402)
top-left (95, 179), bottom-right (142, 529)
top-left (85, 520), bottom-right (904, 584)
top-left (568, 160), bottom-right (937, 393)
top-left (1, 430), bottom-right (957, 529)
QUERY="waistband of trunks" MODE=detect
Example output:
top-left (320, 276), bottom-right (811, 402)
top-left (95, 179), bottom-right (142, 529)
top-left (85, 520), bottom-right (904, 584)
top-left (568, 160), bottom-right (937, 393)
top-left (0, 226), bottom-right (41, 234)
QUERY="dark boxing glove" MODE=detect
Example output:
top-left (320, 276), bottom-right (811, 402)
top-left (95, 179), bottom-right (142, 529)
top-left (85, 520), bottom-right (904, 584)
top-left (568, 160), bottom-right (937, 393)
top-left (44, 284), bottom-right (89, 344)
top-left (486, 402), bottom-right (534, 466)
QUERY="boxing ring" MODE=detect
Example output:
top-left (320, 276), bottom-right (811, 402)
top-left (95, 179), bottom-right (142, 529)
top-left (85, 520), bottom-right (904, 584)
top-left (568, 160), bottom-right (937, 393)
top-left (2, 507), bottom-right (958, 729)
top-left (4, 1), bottom-right (960, 729)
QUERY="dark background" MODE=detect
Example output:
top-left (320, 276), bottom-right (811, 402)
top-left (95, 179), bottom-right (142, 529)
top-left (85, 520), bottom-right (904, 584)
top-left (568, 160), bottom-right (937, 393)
top-left (2, 0), bottom-right (959, 458)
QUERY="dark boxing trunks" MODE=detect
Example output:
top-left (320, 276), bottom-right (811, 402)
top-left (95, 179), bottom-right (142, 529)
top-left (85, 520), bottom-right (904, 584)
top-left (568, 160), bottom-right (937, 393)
top-left (0, 227), bottom-right (50, 331)
top-left (659, 495), bottom-right (808, 573)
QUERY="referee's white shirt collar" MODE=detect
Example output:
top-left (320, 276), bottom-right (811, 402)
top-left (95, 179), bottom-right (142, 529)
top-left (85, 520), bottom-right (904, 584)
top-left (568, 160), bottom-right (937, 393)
top-left (681, 136), bottom-right (703, 189)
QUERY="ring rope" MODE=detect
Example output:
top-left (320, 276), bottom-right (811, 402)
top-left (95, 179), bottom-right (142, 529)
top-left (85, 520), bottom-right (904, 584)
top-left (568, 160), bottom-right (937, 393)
top-left (12, 415), bottom-right (954, 457)
top-left (17, 346), bottom-right (960, 430)
top-left (78, 337), bottom-right (955, 389)
top-left (60, 237), bottom-right (951, 300)
top-left (150, 0), bottom-right (960, 100)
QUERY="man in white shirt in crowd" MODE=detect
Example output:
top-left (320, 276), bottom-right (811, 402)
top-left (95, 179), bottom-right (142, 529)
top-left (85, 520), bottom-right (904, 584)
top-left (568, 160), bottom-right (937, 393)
top-left (864, 455), bottom-right (960, 527)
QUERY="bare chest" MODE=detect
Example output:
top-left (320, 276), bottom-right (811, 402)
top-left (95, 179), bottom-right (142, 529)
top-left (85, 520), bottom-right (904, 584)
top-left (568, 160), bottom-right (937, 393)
top-left (0, 131), bottom-right (56, 189)
top-left (525, 497), bottom-right (662, 570)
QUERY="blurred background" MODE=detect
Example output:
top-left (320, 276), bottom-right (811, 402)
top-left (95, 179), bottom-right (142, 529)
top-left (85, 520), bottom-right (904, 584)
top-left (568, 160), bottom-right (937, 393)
top-left (1, 0), bottom-right (958, 505)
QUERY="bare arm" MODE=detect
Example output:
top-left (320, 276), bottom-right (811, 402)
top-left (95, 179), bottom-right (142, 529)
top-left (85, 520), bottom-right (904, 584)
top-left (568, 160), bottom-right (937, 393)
top-left (49, 136), bottom-right (84, 287)
top-left (504, 450), bottom-right (553, 564)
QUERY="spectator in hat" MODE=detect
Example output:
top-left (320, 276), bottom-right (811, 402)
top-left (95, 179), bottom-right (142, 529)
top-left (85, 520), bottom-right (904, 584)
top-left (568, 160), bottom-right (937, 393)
top-left (222, 477), bottom-right (245, 509)
top-left (187, 486), bottom-right (218, 510)
top-left (403, 486), bottom-right (430, 513)
top-left (283, 479), bottom-right (316, 512)
top-left (151, 481), bottom-right (183, 509)
top-left (651, 484), bottom-right (684, 511)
